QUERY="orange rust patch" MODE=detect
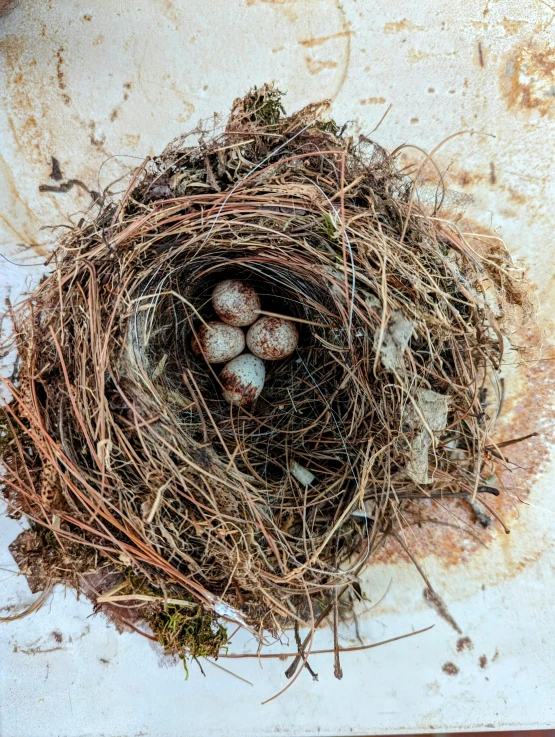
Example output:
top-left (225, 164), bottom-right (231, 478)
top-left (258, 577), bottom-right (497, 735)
top-left (383, 19), bottom-right (424, 34)
top-left (454, 169), bottom-right (485, 188)
top-left (56, 47), bottom-right (66, 89)
top-left (501, 40), bottom-right (555, 117)
top-left (299, 31), bottom-right (352, 48)
top-left (0, 35), bottom-right (44, 163)
top-left (360, 97), bottom-right (386, 105)
top-left (304, 57), bottom-right (338, 75)
top-left (442, 662), bottom-right (460, 676)
top-left (507, 187), bottom-right (527, 205)
top-left (245, 0), bottom-right (300, 21)
top-left (500, 17), bottom-right (527, 35)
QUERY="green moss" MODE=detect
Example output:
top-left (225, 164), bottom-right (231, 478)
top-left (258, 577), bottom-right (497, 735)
top-left (146, 603), bottom-right (228, 661)
top-left (242, 85), bottom-right (286, 127)
top-left (315, 118), bottom-right (341, 136)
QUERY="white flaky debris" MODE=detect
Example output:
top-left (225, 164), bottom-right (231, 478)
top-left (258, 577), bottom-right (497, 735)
top-left (375, 310), bottom-right (414, 371)
top-left (290, 461), bottom-right (316, 486)
top-left (405, 388), bottom-right (450, 485)
top-left (213, 600), bottom-right (250, 628)
top-left (351, 500), bottom-right (377, 521)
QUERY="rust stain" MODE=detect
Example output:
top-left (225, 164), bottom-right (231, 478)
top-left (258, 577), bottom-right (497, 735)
top-left (1, 35), bottom-right (44, 163)
top-left (501, 40), bottom-right (555, 117)
top-left (359, 97), bottom-right (386, 105)
top-left (88, 121), bottom-right (107, 149)
top-left (507, 187), bottom-right (526, 205)
top-left (305, 57), bottom-right (338, 75)
top-left (442, 662), bottom-right (460, 676)
top-left (245, 0), bottom-right (299, 22)
top-left (407, 48), bottom-right (430, 63)
top-left (176, 100), bottom-right (195, 124)
top-left (383, 19), bottom-right (424, 34)
top-left (299, 30), bottom-right (352, 48)
top-left (424, 588), bottom-right (461, 634)
top-left (83, 13), bottom-right (92, 21)
top-left (489, 161), bottom-right (496, 185)
top-left (93, 34), bottom-right (105, 46)
top-left (454, 169), bottom-right (483, 188)
top-left (108, 82), bottom-right (134, 124)
top-left (331, 0), bottom-right (351, 103)
top-left (457, 636), bottom-right (473, 652)
top-left (500, 17), bottom-right (527, 35)
top-left (0, 153), bottom-right (44, 251)
top-left (479, 654), bottom-right (488, 668)
top-left (55, 47), bottom-right (66, 90)
top-left (477, 41), bottom-right (485, 67)
top-left (157, 0), bottom-right (180, 25)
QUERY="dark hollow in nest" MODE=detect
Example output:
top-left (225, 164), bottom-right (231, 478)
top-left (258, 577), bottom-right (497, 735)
top-left (0, 86), bottom-right (529, 676)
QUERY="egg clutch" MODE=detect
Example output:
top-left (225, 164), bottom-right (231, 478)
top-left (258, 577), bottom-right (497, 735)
top-left (0, 85), bottom-right (524, 681)
top-left (191, 279), bottom-right (299, 406)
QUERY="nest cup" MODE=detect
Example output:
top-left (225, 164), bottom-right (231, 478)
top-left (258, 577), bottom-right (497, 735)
top-left (1, 86), bottom-right (529, 672)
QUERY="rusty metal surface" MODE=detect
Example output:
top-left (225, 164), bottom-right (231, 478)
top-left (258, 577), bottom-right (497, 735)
top-left (1, 1), bottom-right (555, 735)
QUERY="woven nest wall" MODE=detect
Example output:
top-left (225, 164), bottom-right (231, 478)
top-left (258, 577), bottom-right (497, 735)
top-left (0, 87), bottom-right (529, 677)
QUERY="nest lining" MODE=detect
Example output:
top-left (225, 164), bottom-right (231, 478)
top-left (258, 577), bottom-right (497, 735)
top-left (0, 86), bottom-right (529, 674)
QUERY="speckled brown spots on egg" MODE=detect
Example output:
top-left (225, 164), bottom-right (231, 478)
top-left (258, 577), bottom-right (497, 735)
top-left (220, 354), bottom-right (265, 405)
top-left (247, 316), bottom-right (298, 360)
top-left (191, 321), bottom-right (245, 364)
top-left (212, 279), bottom-right (261, 326)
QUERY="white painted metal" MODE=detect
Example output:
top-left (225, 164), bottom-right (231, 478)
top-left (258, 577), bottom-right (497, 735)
top-left (1, 1), bottom-right (555, 734)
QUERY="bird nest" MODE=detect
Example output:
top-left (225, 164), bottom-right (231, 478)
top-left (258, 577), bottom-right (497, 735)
top-left (1, 86), bottom-right (529, 679)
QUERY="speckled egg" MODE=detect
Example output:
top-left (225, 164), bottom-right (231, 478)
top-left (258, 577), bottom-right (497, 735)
top-left (220, 354), bottom-right (265, 406)
top-left (191, 322), bottom-right (245, 364)
top-left (212, 279), bottom-right (261, 327)
top-left (246, 316), bottom-right (298, 360)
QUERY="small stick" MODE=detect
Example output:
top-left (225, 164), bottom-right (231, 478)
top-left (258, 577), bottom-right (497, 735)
top-left (222, 625), bottom-right (434, 659)
top-left (333, 588), bottom-right (343, 680)
top-left (203, 658), bottom-right (254, 686)
top-left (255, 309), bottom-right (329, 328)
top-left (295, 622), bottom-right (318, 681)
